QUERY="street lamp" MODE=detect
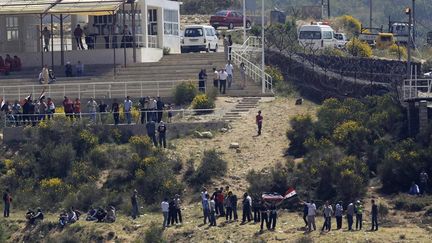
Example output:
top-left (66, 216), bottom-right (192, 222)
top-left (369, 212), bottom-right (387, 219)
top-left (261, 0), bottom-right (265, 93)
top-left (406, 7), bottom-right (412, 79)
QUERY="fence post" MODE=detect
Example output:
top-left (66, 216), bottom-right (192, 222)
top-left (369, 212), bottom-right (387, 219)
top-left (93, 84), bottom-right (96, 99)
top-left (18, 87), bottom-right (21, 101)
top-left (63, 85), bottom-right (65, 98)
top-left (78, 84), bottom-right (81, 99)
top-left (157, 82), bottom-right (160, 97)
top-left (140, 82), bottom-right (143, 97)
top-left (48, 85), bottom-right (51, 98)
top-left (124, 82), bottom-right (127, 98)
top-left (108, 84), bottom-right (112, 99)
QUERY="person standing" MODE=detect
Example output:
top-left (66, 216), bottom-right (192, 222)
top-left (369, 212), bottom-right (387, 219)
top-left (252, 197), bottom-right (261, 224)
top-left (41, 65), bottom-right (49, 84)
top-left (65, 61), bottom-right (73, 77)
top-left (3, 188), bottom-right (11, 217)
top-left (202, 194), bottom-right (210, 224)
top-left (111, 99), bottom-right (120, 125)
top-left (256, 110), bottom-right (263, 136)
top-left (371, 199), bottom-right (378, 231)
top-left (156, 97), bottom-right (164, 123)
top-left (174, 194), bottom-right (182, 225)
top-left (335, 201), bottom-right (343, 230)
top-left (131, 190), bottom-right (139, 220)
top-left (355, 200), bottom-right (363, 230)
top-left (63, 96), bottom-right (74, 119)
top-left (76, 61), bottom-right (84, 76)
top-left (198, 69), bottom-right (207, 92)
top-left (168, 198), bottom-right (177, 226)
top-left (268, 202), bottom-right (278, 231)
top-left (98, 100), bottom-right (108, 124)
top-left (259, 200), bottom-right (269, 232)
top-left (158, 121), bottom-right (167, 148)
top-left (231, 192), bottom-right (239, 221)
top-left (124, 96), bottom-right (133, 124)
top-left (303, 200), bottom-right (317, 232)
top-left (239, 62), bottom-right (246, 89)
top-left (216, 188), bottom-right (225, 217)
top-left (346, 202), bottom-right (354, 231)
top-left (225, 61), bottom-right (234, 88)
top-left (420, 170), bottom-right (429, 195)
top-left (321, 201), bottom-right (333, 232)
top-left (227, 35), bottom-right (233, 60)
top-left (225, 191), bottom-right (233, 221)
top-left (86, 98), bottom-right (98, 123)
top-left (146, 120), bottom-right (158, 146)
top-left (41, 27), bottom-right (51, 52)
top-left (213, 67), bottom-right (219, 89)
top-left (209, 195), bottom-right (217, 226)
top-left (302, 203), bottom-right (309, 228)
top-left (83, 26), bottom-right (94, 49)
top-left (241, 193), bottom-right (252, 224)
top-left (47, 98), bottom-right (55, 120)
top-left (74, 24), bottom-right (85, 50)
top-left (161, 198), bottom-right (169, 228)
top-left (219, 69), bottom-right (228, 94)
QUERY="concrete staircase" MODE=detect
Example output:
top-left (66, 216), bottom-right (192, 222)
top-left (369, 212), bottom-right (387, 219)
top-left (0, 52), bottom-right (268, 100)
top-left (222, 97), bottom-right (261, 121)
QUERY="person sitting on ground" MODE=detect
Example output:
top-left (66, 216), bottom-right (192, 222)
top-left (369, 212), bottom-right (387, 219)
top-left (95, 207), bottom-right (107, 222)
top-left (409, 181), bottom-right (420, 196)
top-left (25, 208), bottom-right (34, 221)
top-left (29, 208), bottom-right (44, 225)
top-left (65, 61), bottom-right (73, 77)
top-left (59, 210), bottom-right (69, 227)
top-left (105, 206), bottom-right (116, 223)
top-left (86, 207), bottom-right (98, 221)
top-left (68, 208), bottom-right (78, 223)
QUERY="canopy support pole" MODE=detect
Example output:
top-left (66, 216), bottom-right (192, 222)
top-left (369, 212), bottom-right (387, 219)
top-left (40, 14), bottom-right (44, 68)
top-left (123, 2), bottom-right (127, 67)
top-left (132, 1), bottom-right (136, 63)
top-left (112, 11), bottom-right (117, 76)
top-left (51, 14), bottom-right (54, 69)
top-left (60, 14), bottom-right (64, 66)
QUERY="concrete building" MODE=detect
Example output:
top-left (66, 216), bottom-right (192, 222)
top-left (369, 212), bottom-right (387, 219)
top-left (0, 0), bottom-right (181, 67)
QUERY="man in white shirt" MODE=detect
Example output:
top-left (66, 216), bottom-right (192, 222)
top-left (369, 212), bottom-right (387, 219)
top-left (213, 67), bottom-right (219, 88)
top-left (124, 96), bottom-right (133, 124)
top-left (225, 61), bottom-right (234, 88)
top-left (302, 200), bottom-right (317, 232)
top-left (161, 198), bottom-right (169, 228)
top-left (87, 97), bottom-right (98, 123)
top-left (219, 69), bottom-right (228, 94)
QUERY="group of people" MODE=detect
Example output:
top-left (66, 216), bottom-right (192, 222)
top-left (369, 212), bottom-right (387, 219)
top-left (198, 60), bottom-right (245, 95)
top-left (161, 195), bottom-right (183, 228)
top-left (302, 199), bottom-right (379, 233)
top-left (409, 170), bottom-right (429, 196)
top-left (0, 54), bottom-right (22, 74)
top-left (1, 95), bottom-right (172, 127)
top-left (85, 206), bottom-right (116, 223)
top-left (65, 60), bottom-right (84, 77)
top-left (58, 207), bottom-right (81, 227)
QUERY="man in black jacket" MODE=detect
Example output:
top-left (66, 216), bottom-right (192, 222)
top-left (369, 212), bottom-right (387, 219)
top-left (158, 121), bottom-right (167, 148)
top-left (156, 97), bottom-right (164, 123)
top-left (146, 120), bottom-right (157, 146)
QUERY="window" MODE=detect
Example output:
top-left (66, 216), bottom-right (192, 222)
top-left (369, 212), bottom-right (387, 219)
top-left (299, 31), bottom-right (321, 40)
top-left (216, 11), bottom-right (228, 17)
top-left (164, 9), bottom-right (179, 35)
top-left (6, 16), bottom-right (19, 41)
top-left (322, 31), bottom-right (333, 39)
top-left (205, 28), bottom-right (213, 36)
top-left (148, 9), bottom-right (157, 35)
top-left (184, 28), bottom-right (203, 37)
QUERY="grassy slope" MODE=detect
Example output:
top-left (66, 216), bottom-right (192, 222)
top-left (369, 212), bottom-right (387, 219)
top-left (1, 97), bottom-right (432, 242)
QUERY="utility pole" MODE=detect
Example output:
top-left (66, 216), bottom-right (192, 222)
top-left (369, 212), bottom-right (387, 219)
top-left (412, 0), bottom-right (416, 44)
top-left (327, 0), bottom-right (330, 19)
top-left (243, 0), bottom-right (246, 42)
top-left (369, 0), bottom-right (373, 29)
top-left (406, 7), bottom-right (412, 79)
top-left (261, 0), bottom-right (265, 94)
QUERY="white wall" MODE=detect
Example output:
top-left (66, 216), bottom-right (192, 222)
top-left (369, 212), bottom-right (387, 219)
top-left (11, 48), bottom-right (163, 68)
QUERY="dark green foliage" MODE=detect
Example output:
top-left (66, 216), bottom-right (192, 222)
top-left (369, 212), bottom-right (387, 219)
top-left (286, 114), bottom-right (314, 157)
top-left (189, 150), bottom-right (227, 186)
top-left (393, 195), bottom-right (432, 212)
top-left (144, 223), bottom-right (166, 243)
top-left (173, 81), bottom-right (198, 105)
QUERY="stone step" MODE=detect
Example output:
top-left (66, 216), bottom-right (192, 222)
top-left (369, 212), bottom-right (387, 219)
top-left (231, 109), bottom-right (250, 112)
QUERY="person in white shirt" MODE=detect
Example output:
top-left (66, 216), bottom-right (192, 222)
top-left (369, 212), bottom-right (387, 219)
top-left (335, 201), bottom-right (343, 229)
top-left (225, 61), bottom-right (234, 88)
top-left (124, 96), bottom-right (133, 124)
top-left (218, 69), bottom-right (228, 94)
top-left (87, 97), bottom-right (98, 123)
top-left (161, 198), bottom-right (169, 228)
top-left (321, 201), bottom-right (333, 232)
top-left (302, 200), bottom-right (317, 232)
top-left (213, 67), bottom-right (219, 88)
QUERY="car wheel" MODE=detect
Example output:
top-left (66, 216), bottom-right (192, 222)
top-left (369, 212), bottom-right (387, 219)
top-left (246, 21), bottom-right (251, 29)
top-left (213, 44), bottom-right (218, 52)
top-left (228, 23), bottom-right (234, 30)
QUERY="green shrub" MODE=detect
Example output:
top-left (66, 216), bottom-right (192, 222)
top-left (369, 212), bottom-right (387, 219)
top-left (389, 44), bottom-right (407, 60)
top-left (62, 184), bottom-right (102, 211)
top-left (296, 236), bottom-right (314, 243)
top-left (189, 150), bottom-right (227, 186)
top-left (286, 114), bottom-right (315, 157)
top-left (393, 194), bottom-right (432, 212)
top-left (346, 38), bottom-right (372, 57)
top-left (174, 81), bottom-right (197, 105)
top-left (379, 203), bottom-right (389, 220)
top-left (163, 47), bottom-right (171, 55)
top-left (129, 136), bottom-right (154, 158)
top-left (191, 94), bottom-right (215, 111)
top-left (144, 223), bottom-right (166, 243)
top-left (333, 15), bottom-right (362, 38)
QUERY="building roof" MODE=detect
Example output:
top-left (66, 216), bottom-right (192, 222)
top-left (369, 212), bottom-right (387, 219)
top-left (0, 0), bottom-right (125, 16)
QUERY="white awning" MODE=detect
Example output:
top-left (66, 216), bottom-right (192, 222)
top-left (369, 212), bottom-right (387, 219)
top-left (0, 0), bottom-right (125, 16)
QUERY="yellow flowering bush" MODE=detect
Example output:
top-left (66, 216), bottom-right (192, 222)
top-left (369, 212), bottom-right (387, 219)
top-left (191, 94), bottom-right (215, 111)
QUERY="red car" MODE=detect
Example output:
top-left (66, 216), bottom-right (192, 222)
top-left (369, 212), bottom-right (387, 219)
top-left (210, 10), bottom-right (251, 30)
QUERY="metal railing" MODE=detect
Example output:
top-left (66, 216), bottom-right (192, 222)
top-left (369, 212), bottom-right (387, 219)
top-left (2, 108), bottom-right (222, 128)
top-left (403, 77), bottom-right (432, 100)
top-left (0, 80), bottom-right (192, 101)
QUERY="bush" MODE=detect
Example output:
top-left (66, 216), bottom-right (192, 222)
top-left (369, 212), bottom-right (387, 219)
top-left (189, 150), bottom-right (227, 186)
top-left (174, 81), bottom-right (197, 105)
top-left (379, 203), bottom-right (389, 220)
top-left (191, 94), bottom-right (215, 111)
top-left (393, 194), bottom-right (432, 212)
top-left (333, 15), bottom-right (362, 38)
top-left (389, 44), bottom-right (407, 60)
top-left (129, 136), bottom-right (154, 158)
top-left (144, 223), bottom-right (166, 243)
top-left (286, 114), bottom-right (315, 157)
top-left (163, 47), bottom-right (170, 55)
top-left (346, 38), bottom-right (372, 57)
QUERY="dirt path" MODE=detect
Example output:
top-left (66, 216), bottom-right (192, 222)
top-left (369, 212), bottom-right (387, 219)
top-left (172, 96), bottom-right (318, 193)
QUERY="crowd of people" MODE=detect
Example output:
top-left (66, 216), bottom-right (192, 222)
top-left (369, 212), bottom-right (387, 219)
top-left (0, 95), bottom-right (172, 128)
top-left (198, 60), bottom-right (246, 95)
top-left (0, 54), bottom-right (22, 75)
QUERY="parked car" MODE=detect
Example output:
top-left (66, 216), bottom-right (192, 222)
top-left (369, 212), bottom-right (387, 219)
top-left (181, 25), bottom-right (218, 53)
top-left (210, 10), bottom-right (251, 30)
top-left (298, 24), bottom-right (338, 50)
top-left (334, 33), bottom-right (349, 48)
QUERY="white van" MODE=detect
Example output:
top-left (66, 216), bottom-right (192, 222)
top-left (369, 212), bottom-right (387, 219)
top-left (181, 25), bottom-right (219, 53)
top-left (298, 24), bottom-right (337, 49)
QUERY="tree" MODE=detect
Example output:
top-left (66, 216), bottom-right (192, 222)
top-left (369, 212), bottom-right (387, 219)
top-left (346, 38), bottom-right (372, 57)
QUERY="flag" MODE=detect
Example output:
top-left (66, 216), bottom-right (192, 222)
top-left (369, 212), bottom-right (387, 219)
top-left (284, 188), bottom-right (297, 199)
top-left (26, 93), bottom-right (32, 101)
top-left (0, 98), bottom-right (4, 109)
top-left (262, 192), bottom-right (284, 202)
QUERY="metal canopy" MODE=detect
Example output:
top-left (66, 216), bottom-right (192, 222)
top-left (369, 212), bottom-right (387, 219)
top-left (0, 0), bottom-right (125, 16)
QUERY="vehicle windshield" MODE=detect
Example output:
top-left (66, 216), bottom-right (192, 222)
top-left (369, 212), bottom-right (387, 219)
top-left (299, 31), bottom-right (321, 40)
top-left (216, 11), bottom-right (228, 16)
top-left (184, 28), bottom-right (204, 37)
top-left (334, 34), bottom-right (342, 40)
